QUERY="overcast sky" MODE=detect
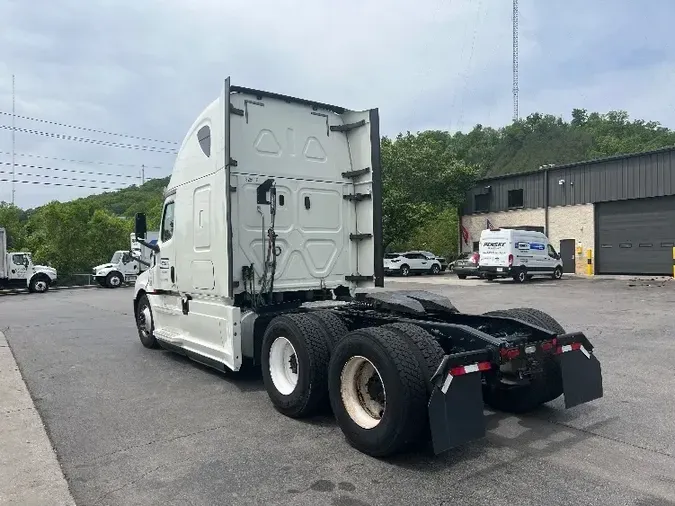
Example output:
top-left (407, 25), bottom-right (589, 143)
top-left (2, 0), bottom-right (674, 209)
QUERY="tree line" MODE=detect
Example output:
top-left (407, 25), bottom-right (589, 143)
top-left (2, 109), bottom-right (674, 279)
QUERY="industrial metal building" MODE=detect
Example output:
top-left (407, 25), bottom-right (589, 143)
top-left (460, 147), bottom-right (675, 275)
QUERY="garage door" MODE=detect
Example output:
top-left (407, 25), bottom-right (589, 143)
top-left (596, 196), bottom-right (675, 275)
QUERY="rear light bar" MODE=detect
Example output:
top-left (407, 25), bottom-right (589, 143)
top-left (449, 361), bottom-right (491, 377)
top-left (442, 361), bottom-right (492, 393)
top-left (556, 342), bottom-right (591, 358)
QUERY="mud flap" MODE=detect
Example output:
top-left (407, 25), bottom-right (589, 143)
top-left (559, 347), bottom-right (603, 409)
top-left (428, 370), bottom-right (486, 454)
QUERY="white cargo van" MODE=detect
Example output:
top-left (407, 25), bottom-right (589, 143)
top-left (478, 228), bottom-right (563, 282)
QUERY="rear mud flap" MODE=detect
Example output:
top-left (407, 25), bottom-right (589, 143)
top-left (428, 372), bottom-right (486, 454)
top-left (559, 348), bottom-right (603, 409)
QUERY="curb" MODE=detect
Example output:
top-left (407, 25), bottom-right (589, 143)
top-left (0, 330), bottom-right (77, 505)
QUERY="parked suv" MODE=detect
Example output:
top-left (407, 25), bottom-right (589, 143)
top-left (383, 251), bottom-right (443, 276)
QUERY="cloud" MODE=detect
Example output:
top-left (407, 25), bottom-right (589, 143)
top-left (1, 0), bottom-right (674, 208)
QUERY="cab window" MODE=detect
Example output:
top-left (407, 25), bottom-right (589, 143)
top-left (11, 254), bottom-right (26, 265)
top-left (548, 245), bottom-right (557, 258)
top-left (161, 201), bottom-right (175, 242)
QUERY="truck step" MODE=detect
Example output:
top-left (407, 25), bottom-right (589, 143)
top-left (346, 275), bottom-right (372, 282)
top-left (330, 119), bottom-right (366, 132)
top-left (343, 193), bottom-right (372, 202)
top-left (341, 167), bottom-right (371, 179)
top-left (350, 233), bottom-right (373, 241)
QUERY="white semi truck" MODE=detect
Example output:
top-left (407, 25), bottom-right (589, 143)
top-left (132, 79), bottom-right (604, 457)
top-left (93, 231), bottom-right (158, 288)
top-left (0, 227), bottom-right (57, 293)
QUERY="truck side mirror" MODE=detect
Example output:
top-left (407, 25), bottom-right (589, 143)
top-left (135, 213), bottom-right (147, 240)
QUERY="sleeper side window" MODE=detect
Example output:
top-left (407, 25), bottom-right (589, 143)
top-left (161, 201), bottom-right (175, 242)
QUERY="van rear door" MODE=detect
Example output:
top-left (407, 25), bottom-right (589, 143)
top-left (479, 231), bottom-right (511, 267)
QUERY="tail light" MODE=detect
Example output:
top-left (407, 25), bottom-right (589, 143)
top-left (499, 347), bottom-right (521, 360)
top-left (470, 253), bottom-right (479, 264)
top-left (508, 254), bottom-right (513, 266)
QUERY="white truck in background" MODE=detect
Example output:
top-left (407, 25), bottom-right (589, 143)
top-left (0, 227), bottom-right (58, 293)
top-left (93, 231), bottom-right (158, 288)
top-left (131, 79), bottom-right (603, 458)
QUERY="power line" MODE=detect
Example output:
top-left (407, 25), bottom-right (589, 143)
top-left (0, 161), bottom-right (141, 180)
top-left (0, 110), bottom-right (179, 145)
top-left (0, 169), bottom-right (130, 187)
top-left (0, 178), bottom-right (123, 191)
top-left (0, 124), bottom-right (178, 154)
top-left (0, 151), bottom-right (168, 171)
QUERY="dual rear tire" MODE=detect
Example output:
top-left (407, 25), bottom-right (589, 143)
top-left (482, 307), bottom-right (565, 413)
top-left (261, 313), bottom-right (444, 457)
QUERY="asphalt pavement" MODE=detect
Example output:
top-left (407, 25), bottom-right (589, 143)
top-left (1, 276), bottom-right (675, 506)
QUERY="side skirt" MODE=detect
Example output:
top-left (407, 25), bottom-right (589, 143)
top-left (157, 340), bottom-right (228, 373)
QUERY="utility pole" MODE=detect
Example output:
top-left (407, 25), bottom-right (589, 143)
top-left (512, 0), bottom-right (519, 122)
top-left (11, 74), bottom-right (16, 204)
top-left (141, 164), bottom-right (145, 185)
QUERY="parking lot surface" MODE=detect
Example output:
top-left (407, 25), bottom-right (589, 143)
top-left (2, 276), bottom-right (675, 506)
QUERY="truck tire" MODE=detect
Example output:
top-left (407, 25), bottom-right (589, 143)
top-left (399, 264), bottom-right (410, 277)
top-left (305, 310), bottom-right (348, 351)
top-left (552, 266), bottom-right (563, 280)
top-left (28, 275), bottom-right (50, 293)
top-left (105, 271), bottom-right (123, 288)
top-left (328, 326), bottom-right (427, 457)
top-left (135, 294), bottom-right (159, 349)
top-left (261, 314), bottom-right (331, 418)
top-left (482, 307), bottom-right (565, 413)
top-left (381, 323), bottom-right (445, 394)
top-left (501, 307), bottom-right (566, 335)
top-left (513, 268), bottom-right (528, 283)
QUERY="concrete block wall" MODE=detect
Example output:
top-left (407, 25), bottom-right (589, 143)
top-left (461, 209), bottom-right (545, 253)
top-left (461, 204), bottom-right (596, 274)
top-left (547, 204), bottom-right (595, 274)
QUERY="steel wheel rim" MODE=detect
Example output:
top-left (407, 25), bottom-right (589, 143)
top-left (555, 268), bottom-right (562, 279)
top-left (138, 304), bottom-right (152, 337)
top-left (269, 336), bottom-right (299, 396)
top-left (34, 281), bottom-right (47, 292)
top-left (340, 355), bottom-right (386, 429)
top-left (110, 275), bottom-right (121, 286)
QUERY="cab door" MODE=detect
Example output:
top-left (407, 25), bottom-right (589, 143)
top-left (9, 254), bottom-right (28, 280)
top-left (157, 196), bottom-right (177, 293)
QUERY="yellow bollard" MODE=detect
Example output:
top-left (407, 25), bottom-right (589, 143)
top-left (672, 247), bottom-right (675, 278)
top-left (586, 248), bottom-right (593, 276)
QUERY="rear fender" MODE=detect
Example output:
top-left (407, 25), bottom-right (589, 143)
top-left (556, 334), bottom-right (603, 408)
top-left (427, 351), bottom-right (492, 454)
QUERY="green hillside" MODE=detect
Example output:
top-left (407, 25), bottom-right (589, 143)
top-left (2, 108), bottom-right (674, 276)
top-left (450, 109), bottom-right (675, 178)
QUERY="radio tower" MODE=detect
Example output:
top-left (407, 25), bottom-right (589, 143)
top-left (512, 0), bottom-right (519, 122)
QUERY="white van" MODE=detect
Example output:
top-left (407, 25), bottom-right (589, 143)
top-left (478, 228), bottom-right (563, 283)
